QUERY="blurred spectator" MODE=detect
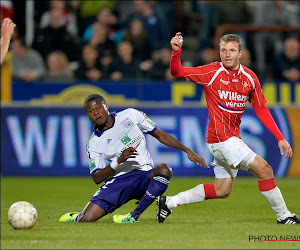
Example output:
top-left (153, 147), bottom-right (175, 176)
top-left (194, 47), bottom-right (218, 66)
top-left (115, 0), bottom-right (165, 53)
top-left (33, 1), bottom-right (50, 25)
top-left (152, 1), bottom-right (175, 46)
top-left (32, 7), bottom-right (81, 63)
top-left (110, 41), bottom-right (142, 81)
top-left (74, 44), bottom-right (102, 81)
top-left (195, 0), bottom-right (216, 53)
top-left (150, 47), bottom-right (175, 81)
top-left (132, 0), bottom-right (165, 52)
top-left (115, 0), bottom-right (135, 22)
top-left (87, 22), bottom-right (117, 59)
top-left (283, 0), bottom-right (300, 39)
top-left (272, 37), bottom-right (300, 82)
top-left (39, 0), bottom-right (78, 36)
top-left (285, 0), bottom-right (300, 27)
top-left (82, 7), bottom-right (122, 45)
top-left (123, 18), bottom-right (152, 64)
top-left (43, 51), bottom-right (75, 82)
top-left (98, 50), bottom-right (115, 80)
top-left (76, 0), bottom-right (116, 33)
top-left (11, 37), bottom-right (46, 82)
top-left (240, 48), bottom-right (254, 70)
top-left (213, 1), bottom-right (251, 49)
top-left (251, 0), bottom-right (295, 78)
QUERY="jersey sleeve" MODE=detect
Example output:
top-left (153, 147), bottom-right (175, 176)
top-left (249, 73), bottom-right (284, 141)
top-left (170, 49), bottom-right (212, 86)
top-left (249, 73), bottom-right (267, 108)
top-left (130, 108), bottom-right (157, 134)
top-left (87, 144), bottom-right (106, 176)
top-left (183, 65), bottom-right (212, 86)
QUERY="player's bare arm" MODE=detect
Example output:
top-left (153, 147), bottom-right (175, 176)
top-left (151, 128), bottom-right (209, 168)
top-left (1, 18), bottom-right (16, 64)
top-left (170, 32), bottom-right (183, 51)
top-left (278, 140), bottom-right (293, 158)
top-left (92, 147), bottom-right (139, 184)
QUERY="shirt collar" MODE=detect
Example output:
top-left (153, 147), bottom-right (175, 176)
top-left (94, 112), bottom-right (116, 137)
top-left (220, 62), bottom-right (244, 75)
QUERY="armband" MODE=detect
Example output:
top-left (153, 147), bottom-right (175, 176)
top-left (110, 158), bottom-right (119, 170)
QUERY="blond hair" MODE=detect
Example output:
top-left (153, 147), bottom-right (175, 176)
top-left (219, 34), bottom-right (242, 52)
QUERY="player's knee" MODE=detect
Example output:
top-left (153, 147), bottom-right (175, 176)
top-left (260, 159), bottom-right (274, 179)
top-left (263, 161), bottom-right (274, 179)
top-left (155, 164), bottom-right (173, 178)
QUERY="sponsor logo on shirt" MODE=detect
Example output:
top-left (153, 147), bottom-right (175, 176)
top-left (107, 139), bottom-right (112, 144)
top-left (232, 79), bottom-right (239, 82)
top-left (120, 133), bottom-right (132, 145)
top-left (121, 117), bottom-right (134, 128)
top-left (220, 78), bottom-right (230, 85)
top-left (117, 135), bottom-right (143, 157)
top-left (218, 90), bottom-right (248, 102)
top-left (89, 159), bottom-right (96, 172)
top-left (146, 118), bottom-right (155, 127)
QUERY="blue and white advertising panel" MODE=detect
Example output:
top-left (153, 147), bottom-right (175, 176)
top-left (1, 107), bottom-right (292, 177)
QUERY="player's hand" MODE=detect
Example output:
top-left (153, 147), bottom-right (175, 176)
top-left (1, 18), bottom-right (16, 40)
top-left (118, 147), bottom-right (139, 164)
top-left (170, 32), bottom-right (183, 52)
top-left (278, 140), bottom-right (293, 158)
top-left (186, 150), bottom-right (209, 168)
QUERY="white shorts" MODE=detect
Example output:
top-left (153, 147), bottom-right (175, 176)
top-left (207, 137), bottom-right (257, 179)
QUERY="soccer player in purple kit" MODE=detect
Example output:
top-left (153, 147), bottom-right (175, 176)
top-left (59, 94), bottom-right (208, 223)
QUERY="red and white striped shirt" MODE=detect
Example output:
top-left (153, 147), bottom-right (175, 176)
top-left (170, 49), bottom-right (284, 143)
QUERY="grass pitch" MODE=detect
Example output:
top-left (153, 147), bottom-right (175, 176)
top-left (1, 176), bottom-right (300, 249)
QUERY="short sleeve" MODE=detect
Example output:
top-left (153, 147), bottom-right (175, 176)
top-left (87, 149), bottom-right (106, 176)
top-left (130, 109), bottom-right (157, 134)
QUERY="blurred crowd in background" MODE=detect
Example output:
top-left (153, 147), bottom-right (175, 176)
top-left (2, 0), bottom-right (300, 83)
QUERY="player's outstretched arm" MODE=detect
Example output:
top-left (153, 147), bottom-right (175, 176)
top-left (253, 105), bottom-right (292, 158)
top-left (170, 32), bottom-right (185, 78)
top-left (150, 128), bottom-right (209, 168)
top-left (1, 18), bottom-right (16, 64)
top-left (278, 140), bottom-right (293, 158)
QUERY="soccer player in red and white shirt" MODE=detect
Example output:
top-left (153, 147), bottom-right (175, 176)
top-left (157, 33), bottom-right (299, 225)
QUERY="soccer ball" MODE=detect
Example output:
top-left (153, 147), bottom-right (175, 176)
top-left (8, 201), bottom-right (38, 229)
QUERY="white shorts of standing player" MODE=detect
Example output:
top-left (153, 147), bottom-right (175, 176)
top-left (207, 137), bottom-right (257, 178)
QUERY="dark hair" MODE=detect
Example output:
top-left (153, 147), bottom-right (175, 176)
top-left (84, 94), bottom-right (106, 108)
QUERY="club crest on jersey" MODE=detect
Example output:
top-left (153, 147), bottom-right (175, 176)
top-left (220, 78), bottom-right (230, 85)
top-left (120, 133), bottom-right (132, 145)
top-left (121, 117), bottom-right (134, 128)
top-left (243, 81), bottom-right (250, 90)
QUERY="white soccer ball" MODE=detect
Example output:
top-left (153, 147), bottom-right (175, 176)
top-left (8, 201), bottom-right (38, 229)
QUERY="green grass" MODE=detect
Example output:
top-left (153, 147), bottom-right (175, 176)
top-left (1, 177), bottom-right (300, 249)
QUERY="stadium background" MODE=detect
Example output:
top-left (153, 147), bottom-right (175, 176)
top-left (1, 0), bottom-right (300, 178)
